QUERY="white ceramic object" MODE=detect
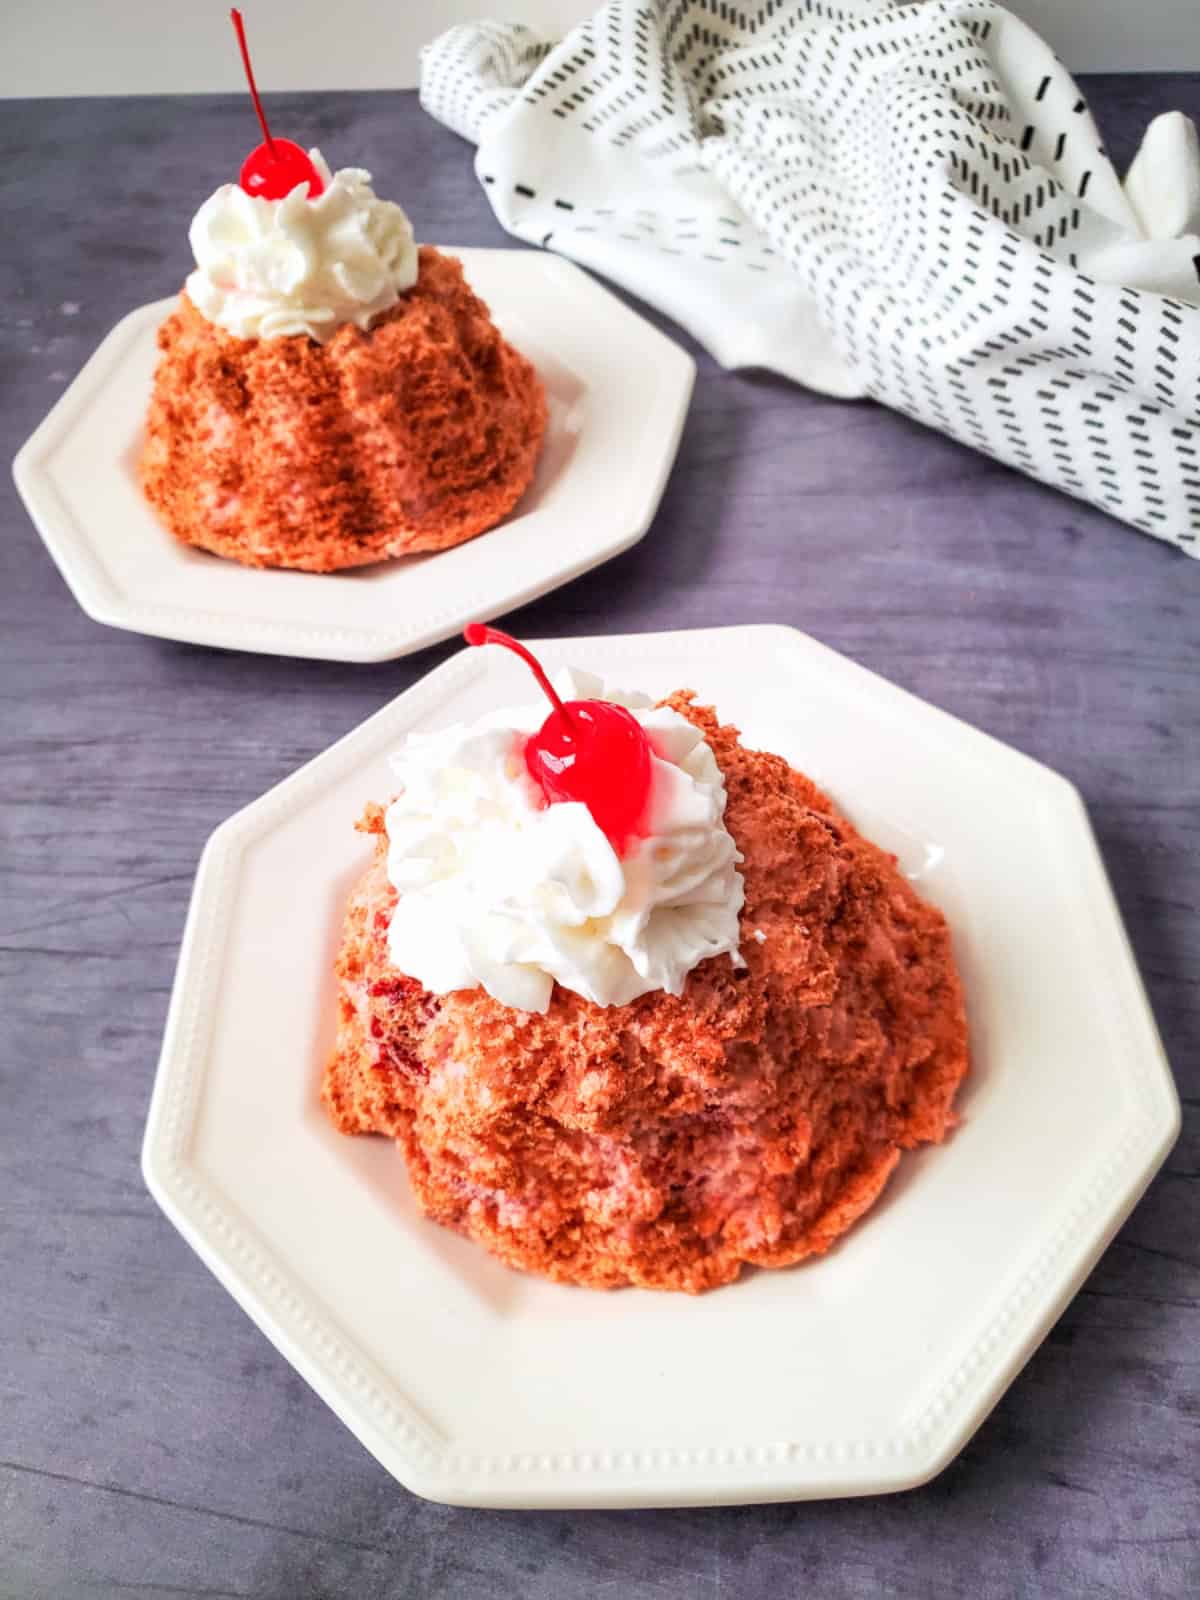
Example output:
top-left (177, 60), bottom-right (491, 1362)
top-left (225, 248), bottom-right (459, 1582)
top-left (142, 624), bottom-right (1179, 1508)
top-left (13, 250), bottom-right (694, 662)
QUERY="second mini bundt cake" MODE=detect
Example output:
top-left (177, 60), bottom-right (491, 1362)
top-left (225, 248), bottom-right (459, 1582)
top-left (142, 247), bottom-right (547, 572)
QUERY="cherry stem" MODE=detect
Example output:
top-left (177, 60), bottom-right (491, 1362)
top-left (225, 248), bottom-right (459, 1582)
top-left (230, 9), bottom-right (277, 160)
top-left (463, 625), bottom-right (575, 725)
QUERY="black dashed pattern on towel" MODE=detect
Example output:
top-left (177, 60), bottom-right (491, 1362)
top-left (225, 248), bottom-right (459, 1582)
top-left (421, 1), bottom-right (1200, 553)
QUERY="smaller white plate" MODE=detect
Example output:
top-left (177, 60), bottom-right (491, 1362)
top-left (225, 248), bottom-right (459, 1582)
top-left (143, 625), bottom-right (1179, 1509)
top-left (13, 250), bottom-right (694, 662)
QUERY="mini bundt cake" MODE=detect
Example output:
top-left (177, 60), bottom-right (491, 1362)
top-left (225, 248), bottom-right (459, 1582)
top-left (141, 247), bottom-right (547, 572)
top-left (322, 692), bottom-right (969, 1294)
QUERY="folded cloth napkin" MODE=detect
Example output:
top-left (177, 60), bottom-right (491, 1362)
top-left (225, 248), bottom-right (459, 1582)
top-left (421, 0), bottom-right (1200, 556)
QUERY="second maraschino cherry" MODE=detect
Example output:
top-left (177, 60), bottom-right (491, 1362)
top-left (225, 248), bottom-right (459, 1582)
top-left (464, 624), bottom-right (653, 855)
top-left (230, 8), bottom-right (324, 200)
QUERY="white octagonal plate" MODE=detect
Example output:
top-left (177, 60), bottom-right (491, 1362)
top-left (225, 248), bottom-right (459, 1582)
top-left (143, 624), bottom-right (1179, 1507)
top-left (13, 250), bottom-right (693, 662)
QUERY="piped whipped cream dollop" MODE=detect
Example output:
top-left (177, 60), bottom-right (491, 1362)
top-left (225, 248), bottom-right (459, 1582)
top-left (384, 670), bottom-right (745, 1013)
top-left (185, 149), bottom-right (418, 342)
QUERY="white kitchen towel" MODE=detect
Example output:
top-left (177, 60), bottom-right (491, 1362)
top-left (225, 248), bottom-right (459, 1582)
top-left (421, 0), bottom-right (1200, 555)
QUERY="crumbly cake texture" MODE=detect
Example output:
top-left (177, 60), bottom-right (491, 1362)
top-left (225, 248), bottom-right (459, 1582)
top-left (322, 695), bottom-right (969, 1293)
top-left (140, 247), bottom-right (547, 572)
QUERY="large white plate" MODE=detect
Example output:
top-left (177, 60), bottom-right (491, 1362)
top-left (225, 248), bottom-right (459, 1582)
top-left (13, 250), bottom-right (694, 662)
top-left (142, 624), bottom-right (1179, 1507)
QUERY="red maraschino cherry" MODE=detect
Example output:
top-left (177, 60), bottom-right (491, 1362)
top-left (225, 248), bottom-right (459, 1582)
top-left (230, 9), bottom-right (325, 201)
top-left (464, 624), bottom-right (653, 855)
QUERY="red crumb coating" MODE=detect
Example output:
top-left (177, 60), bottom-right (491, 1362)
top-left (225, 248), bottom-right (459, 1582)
top-left (140, 247), bottom-right (547, 572)
top-left (322, 695), bottom-right (970, 1293)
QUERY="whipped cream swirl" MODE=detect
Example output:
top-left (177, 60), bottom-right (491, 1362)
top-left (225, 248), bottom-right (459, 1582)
top-left (384, 670), bottom-right (745, 1013)
top-left (185, 149), bottom-right (418, 342)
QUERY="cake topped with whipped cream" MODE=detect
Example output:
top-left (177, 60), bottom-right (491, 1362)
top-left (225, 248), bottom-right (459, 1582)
top-left (186, 150), bottom-right (419, 343)
top-left (139, 9), bottom-right (546, 573)
top-left (323, 630), bottom-right (970, 1294)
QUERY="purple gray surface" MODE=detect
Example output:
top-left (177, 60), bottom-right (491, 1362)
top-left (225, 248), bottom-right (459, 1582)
top-left (1, 81), bottom-right (1198, 1600)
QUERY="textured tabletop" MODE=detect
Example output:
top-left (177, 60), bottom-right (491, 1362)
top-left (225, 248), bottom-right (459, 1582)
top-left (2, 82), bottom-right (1197, 1600)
